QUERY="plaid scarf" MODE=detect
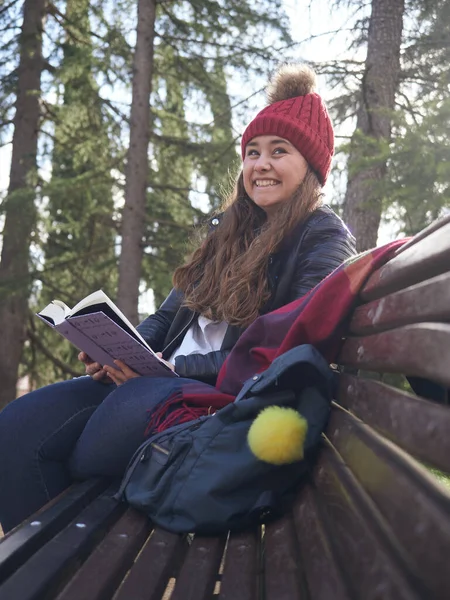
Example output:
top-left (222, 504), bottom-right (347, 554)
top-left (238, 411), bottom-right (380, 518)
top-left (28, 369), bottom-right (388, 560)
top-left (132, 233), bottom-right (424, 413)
top-left (148, 240), bottom-right (406, 433)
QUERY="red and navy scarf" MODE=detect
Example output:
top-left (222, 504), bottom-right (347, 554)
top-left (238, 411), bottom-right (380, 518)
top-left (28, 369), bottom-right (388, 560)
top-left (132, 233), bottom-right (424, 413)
top-left (148, 240), bottom-right (406, 433)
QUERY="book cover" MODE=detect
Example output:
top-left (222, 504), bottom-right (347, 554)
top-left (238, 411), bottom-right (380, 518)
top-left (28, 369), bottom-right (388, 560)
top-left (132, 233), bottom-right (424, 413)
top-left (37, 291), bottom-right (176, 377)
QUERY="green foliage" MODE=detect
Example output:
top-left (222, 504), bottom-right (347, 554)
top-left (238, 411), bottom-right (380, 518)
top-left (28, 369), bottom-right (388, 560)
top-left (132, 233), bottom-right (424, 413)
top-left (385, 98), bottom-right (450, 235)
top-left (2, 0), bottom-right (293, 387)
top-left (402, 0), bottom-right (450, 100)
top-left (142, 44), bottom-right (197, 305)
top-left (22, 0), bottom-right (118, 386)
top-left (324, 0), bottom-right (450, 237)
top-left (136, 0), bottom-right (293, 307)
top-left (344, 129), bottom-right (392, 178)
top-left (0, 0), bottom-right (20, 149)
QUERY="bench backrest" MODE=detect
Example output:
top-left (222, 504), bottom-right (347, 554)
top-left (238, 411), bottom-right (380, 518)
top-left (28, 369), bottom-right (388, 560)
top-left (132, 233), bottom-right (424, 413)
top-left (293, 216), bottom-right (450, 600)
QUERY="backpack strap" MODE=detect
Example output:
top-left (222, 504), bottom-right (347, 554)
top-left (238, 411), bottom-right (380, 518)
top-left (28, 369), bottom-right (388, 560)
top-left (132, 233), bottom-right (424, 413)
top-left (234, 344), bottom-right (333, 403)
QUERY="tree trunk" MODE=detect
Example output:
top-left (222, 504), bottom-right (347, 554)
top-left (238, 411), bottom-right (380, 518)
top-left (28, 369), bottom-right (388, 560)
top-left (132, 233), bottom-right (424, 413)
top-left (343, 0), bottom-right (405, 251)
top-left (0, 0), bottom-right (45, 408)
top-left (117, 0), bottom-right (157, 324)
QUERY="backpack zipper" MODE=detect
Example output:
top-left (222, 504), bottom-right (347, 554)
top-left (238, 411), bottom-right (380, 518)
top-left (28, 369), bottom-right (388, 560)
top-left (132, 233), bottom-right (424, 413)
top-left (115, 415), bottom-right (210, 500)
top-left (114, 443), bottom-right (149, 500)
top-left (151, 442), bottom-right (170, 455)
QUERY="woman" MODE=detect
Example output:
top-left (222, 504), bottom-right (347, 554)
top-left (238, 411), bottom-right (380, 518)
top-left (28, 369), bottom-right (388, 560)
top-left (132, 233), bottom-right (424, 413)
top-left (0, 64), bottom-right (355, 532)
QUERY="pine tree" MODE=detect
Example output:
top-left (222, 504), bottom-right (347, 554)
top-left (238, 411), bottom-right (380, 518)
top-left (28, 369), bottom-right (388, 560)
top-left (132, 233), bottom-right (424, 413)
top-left (384, 0), bottom-right (450, 235)
top-left (140, 44), bottom-right (198, 307)
top-left (342, 0), bottom-right (405, 251)
top-left (24, 0), bottom-right (117, 387)
top-left (323, 0), bottom-right (449, 245)
top-left (127, 0), bottom-right (292, 315)
top-left (117, 0), bottom-right (157, 324)
top-left (0, 0), bottom-right (294, 395)
top-left (0, 0), bottom-right (46, 407)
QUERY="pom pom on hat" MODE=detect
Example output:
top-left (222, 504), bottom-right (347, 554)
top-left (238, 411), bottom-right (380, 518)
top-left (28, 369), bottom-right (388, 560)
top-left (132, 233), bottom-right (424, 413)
top-left (248, 406), bottom-right (308, 465)
top-left (266, 64), bottom-right (317, 104)
top-left (241, 63), bottom-right (334, 185)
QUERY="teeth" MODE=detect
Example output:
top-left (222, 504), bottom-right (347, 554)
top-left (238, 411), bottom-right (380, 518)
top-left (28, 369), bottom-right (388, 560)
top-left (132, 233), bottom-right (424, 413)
top-left (255, 180), bottom-right (278, 187)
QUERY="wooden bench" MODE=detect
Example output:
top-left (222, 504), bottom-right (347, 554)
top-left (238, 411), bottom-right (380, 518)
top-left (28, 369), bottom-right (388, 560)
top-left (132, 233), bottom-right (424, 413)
top-left (1, 216), bottom-right (449, 600)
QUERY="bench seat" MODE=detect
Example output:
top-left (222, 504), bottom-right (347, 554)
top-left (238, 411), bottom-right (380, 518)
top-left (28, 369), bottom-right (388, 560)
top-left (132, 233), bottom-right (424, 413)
top-left (1, 217), bottom-right (449, 600)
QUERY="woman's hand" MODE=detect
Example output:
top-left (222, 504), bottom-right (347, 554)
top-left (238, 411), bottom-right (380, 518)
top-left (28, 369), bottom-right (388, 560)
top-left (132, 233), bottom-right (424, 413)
top-left (103, 359), bottom-right (141, 385)
top-left (155, 352), bottom-right (176, 372)
top-left (78, 351), bottom-right (112, 383)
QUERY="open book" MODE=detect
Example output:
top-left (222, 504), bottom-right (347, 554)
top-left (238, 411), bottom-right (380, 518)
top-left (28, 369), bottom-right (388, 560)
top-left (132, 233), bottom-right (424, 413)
top-left (37, 290), bottom-right (176, 377)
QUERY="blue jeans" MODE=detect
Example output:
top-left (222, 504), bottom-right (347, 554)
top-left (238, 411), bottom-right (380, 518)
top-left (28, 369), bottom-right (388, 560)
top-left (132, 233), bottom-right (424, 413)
top-left (0, 375), bottom-right (194, 533)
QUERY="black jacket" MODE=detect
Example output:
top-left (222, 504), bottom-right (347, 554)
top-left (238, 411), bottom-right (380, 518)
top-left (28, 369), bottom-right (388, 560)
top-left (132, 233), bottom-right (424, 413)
top-left (137, 205), bottom-right (356, 383)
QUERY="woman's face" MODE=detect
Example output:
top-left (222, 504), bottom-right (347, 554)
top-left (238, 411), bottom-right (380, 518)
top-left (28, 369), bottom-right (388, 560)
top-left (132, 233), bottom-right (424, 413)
top-left (243, 135), bottom-right (309, 217)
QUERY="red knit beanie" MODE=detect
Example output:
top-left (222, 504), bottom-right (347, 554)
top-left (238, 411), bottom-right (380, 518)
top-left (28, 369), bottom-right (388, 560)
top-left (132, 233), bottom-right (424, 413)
top-left (241, 64), bottom-right (334, 185)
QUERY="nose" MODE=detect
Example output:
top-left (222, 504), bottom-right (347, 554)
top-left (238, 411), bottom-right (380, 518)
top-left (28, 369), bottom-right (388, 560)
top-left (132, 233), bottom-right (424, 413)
top-left (253, 153), bottom-right (271, 171)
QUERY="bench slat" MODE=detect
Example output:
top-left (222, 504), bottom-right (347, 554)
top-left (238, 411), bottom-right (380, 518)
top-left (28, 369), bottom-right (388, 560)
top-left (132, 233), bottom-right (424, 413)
top-left (219, 529), bottom-right (259, 600)
top-left (0, 487), bottom-right (123, 600)
top-left (396, 213), bottom-right (450, 254)
top-left (170, 535), bottom-right (226, 600)
top-left (315, 444), bottom-right (424, 600)
top-left (361, 221), bottom-right (450, 301)
top-left (55, 508), bottom-right (151, 600)
top-left (264, 513), bottom-right (307, 600)
top-left (350, 272), bottom-right (450, 335)
top-left (293, 484), bottom-right (350, 600)
top-left (338, 374), bottom-right (450, 472)
top-left (0, 478), bottom-right (106, 585)
top-left (339, 323), bottom-right (450, 387)
top-left (113, 526), bottom-right (186, 600)
top-left (394, 215), bottom-right (450, 256)
top-left (326, 406), bottom-right (450, 600)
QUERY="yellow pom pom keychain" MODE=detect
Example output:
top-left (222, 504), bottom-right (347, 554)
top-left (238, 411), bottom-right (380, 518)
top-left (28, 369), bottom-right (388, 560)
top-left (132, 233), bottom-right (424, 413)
top-left (247, 405), bottom-right (308, 465)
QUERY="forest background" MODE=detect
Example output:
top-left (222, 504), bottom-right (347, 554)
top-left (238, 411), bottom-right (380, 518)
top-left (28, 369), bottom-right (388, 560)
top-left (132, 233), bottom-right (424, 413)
top-left (0, 0), bottom-right (449, 407)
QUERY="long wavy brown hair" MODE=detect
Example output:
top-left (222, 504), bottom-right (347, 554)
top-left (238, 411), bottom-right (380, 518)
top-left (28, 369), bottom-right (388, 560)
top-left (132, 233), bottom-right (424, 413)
top-left (173, 168), bottom-right (322, 327)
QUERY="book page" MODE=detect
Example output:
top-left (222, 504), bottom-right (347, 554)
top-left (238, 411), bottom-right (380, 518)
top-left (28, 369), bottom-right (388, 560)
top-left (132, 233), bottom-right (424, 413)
top-left (37, 301), bottom-right (70, 326)
top-left (69, 289), bottom-right (112, 315)
top-left (67, 311), bottom-right (176, 377)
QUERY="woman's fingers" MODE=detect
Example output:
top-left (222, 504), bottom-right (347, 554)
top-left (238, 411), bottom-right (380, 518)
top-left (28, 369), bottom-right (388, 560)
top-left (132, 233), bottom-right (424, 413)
top-left (78, 351), bottom-right (112, 383)
top-left (78, 351), bottom-right (92, 364)
top-left (78, 352), bottom-right (103, 378)
top-left (103, 367), bottom-right (123, 386)
top-left (80, 354), bottom-right (109, 381)
top-left (91, 369), bottom-right (108, 381)
top-left (86, 362), bottom-right (102, 376)
top-left (113, 359), bottom-right (140, 378)
top-left (79, 353), bottom-right (140, 384)
top-left (161, 358), bottom-right (175, 372)
top-left (155, 352), bottom-right (175, 372)
top-left (103, 360), bottom-right (140, 386)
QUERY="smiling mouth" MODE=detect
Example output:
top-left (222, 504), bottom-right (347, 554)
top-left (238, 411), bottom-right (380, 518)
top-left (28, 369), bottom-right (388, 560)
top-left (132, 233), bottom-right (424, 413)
top-left (254, 180), bottom-right (280, 187)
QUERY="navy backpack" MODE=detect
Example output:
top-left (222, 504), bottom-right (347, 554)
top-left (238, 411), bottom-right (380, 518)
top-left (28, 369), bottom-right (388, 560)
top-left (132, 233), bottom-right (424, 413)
top-left (115, 344), bottom-right (334, 535)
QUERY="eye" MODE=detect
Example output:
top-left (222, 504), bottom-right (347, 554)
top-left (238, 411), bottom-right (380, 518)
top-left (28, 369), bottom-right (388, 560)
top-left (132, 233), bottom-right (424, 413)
top-left (246, 149), bottom-right (259, 157)
top-left (273, 147), bottom-right (287, 155)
